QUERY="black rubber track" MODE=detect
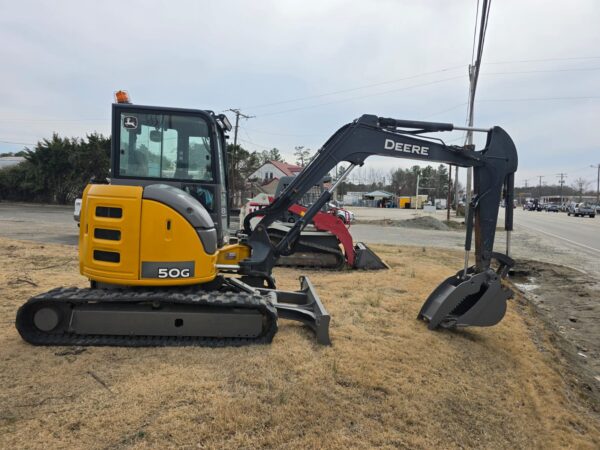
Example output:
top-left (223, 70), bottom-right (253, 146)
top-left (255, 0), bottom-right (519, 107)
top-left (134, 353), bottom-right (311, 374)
top-left (268, 229), bottom-right (346, 270)
top-left (16, 287), bottom-right (278, 347)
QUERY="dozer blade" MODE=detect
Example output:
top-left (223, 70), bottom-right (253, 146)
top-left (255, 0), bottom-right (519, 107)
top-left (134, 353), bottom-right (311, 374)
top-left (353, 242), bottom-right (389, 270)
top-left (259, 276), bottom-right (331, 345)
top-left (417, 268), bottom-right (512, 330)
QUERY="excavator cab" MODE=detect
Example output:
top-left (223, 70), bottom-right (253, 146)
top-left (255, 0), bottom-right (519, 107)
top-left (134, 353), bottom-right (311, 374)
top-left (111, 102), bottom-right (232, 246)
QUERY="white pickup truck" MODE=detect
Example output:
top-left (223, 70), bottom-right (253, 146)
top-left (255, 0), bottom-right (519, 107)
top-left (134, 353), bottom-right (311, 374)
top-left (567, 203), bottom-right (596, 218)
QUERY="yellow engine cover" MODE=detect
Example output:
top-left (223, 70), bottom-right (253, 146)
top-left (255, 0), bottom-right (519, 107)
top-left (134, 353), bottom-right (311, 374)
top-left (79, 184), bottom-right (218, 286)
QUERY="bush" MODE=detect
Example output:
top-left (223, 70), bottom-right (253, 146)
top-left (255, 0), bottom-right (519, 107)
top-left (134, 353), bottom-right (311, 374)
top-left (0, 133), bottom-right (110, 204)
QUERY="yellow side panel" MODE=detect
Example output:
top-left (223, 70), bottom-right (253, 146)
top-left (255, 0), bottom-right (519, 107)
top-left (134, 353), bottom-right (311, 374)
top-left (217, 243), bottom-right (251, 265)
top-left (137, 199), bottom-right (217, 285)
top-left (80, 185), bottom-right (218, 286)
top-left (80, 184), bottom-right (143, 281)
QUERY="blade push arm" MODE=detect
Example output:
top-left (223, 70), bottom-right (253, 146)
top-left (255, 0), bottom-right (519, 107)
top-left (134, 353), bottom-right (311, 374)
top-left (240, 114), bottom-right (517, 279)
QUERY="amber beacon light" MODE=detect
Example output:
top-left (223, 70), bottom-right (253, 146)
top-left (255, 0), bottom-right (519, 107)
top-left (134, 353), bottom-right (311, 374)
top-left (114, 90), bottom-right (131, 104)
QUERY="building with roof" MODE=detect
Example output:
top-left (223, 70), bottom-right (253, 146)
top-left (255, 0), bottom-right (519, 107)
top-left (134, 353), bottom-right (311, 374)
top-left (362, 190), bottom-right (395, 201)
top-left (248, 160), bottom-right (303, 183)
top-left (0, 156), bottom-right (26, 169)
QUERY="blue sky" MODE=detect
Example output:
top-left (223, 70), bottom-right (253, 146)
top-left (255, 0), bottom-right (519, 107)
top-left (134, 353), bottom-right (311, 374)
top-left (1, 0), bottom-right (599, 188)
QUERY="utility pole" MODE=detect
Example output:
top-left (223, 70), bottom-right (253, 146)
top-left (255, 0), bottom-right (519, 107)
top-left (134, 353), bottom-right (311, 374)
top-left (415, 172), bottom-right (420, 209)
top-left (465, 64), bottom-right (476, 217)
top-left (556, 173), bottom-right (567, 207)
top-left (226, 108), bottom-right (254, 207)
top-left (454, 165), bottom-right (459, 216)
top-left (591, 164), bottom-right (600, 206)
top-left (464, 0), bottom-right (491, 219)
top-left (537, 175), bottom-right (544, 200)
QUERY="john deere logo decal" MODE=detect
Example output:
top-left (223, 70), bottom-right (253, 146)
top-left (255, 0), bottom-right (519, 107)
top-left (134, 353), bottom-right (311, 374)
top-left (123, 116), bottom-right (138, 130)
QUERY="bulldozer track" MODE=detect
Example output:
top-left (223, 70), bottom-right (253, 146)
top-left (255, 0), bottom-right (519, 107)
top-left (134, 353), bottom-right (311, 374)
top-left (16, 287), bottom-right (278, 347)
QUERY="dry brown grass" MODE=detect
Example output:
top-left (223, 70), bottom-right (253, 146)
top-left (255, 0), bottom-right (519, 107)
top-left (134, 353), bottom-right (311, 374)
top-left (0, 238), bottom-right (599, 449)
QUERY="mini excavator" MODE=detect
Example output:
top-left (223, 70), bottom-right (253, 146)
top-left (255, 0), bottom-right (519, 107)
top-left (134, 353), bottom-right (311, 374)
top-left (16, 92), bottom-right (518, 347)
top-left (246, 176), bottom-right (389, 270)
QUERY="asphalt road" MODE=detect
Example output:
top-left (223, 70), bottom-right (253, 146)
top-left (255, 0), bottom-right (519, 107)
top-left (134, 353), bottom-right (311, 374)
top-left (0, 202), bottom-right (598, 276)
top-left (349, 207), bottom-right (600, 276)
top-left (0, 203), bottom-right (78, 246)
top-left (510, 208), bottom-right (600, 254)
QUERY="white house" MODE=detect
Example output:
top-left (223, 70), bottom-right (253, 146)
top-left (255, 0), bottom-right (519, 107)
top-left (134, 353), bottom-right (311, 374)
top-left (248, 160), bottom-right (303, 182)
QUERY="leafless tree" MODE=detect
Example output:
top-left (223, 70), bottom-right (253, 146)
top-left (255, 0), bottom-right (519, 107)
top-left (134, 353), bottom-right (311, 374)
top-left (572, 177), bottom-right (590, 201)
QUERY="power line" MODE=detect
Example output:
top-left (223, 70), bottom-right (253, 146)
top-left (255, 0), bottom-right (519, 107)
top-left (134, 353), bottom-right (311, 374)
top-left (241, 56), bottom-right (600, 112)
top-left (241, 65), bottom-right (467, 110)
top-left (470, 0), bottom-right (481, 66)
top-left (479, 95), bottom-right (600, 102)
top-left (239, 125), bottom-right (274, 151)
top-left (486, 55), bottom-right (600, 65)
top-left (256, 75), bottom-right (465, 117)
top-left (484, 66), bottom-right (600, 75)
top-left (423, 102), bottom-right (468, 119)
top-left (237, 137), bottom-right (272, 151)
top-left (0, 139), bottom-right (36, 146)
top-left (251, 66), bottom-right (597, 118)
top-left (254, 67), bottom-right (600, 117)
top-left (0, 64), bottom-right (596, 126)
top-left (0, 117), bottom-right (106, 123)
top-left (240, 126), bottom-right (322, 137)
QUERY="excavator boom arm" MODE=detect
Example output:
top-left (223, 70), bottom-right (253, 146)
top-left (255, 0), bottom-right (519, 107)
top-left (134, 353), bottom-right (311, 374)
top-left (242, 114), bottom-right (518, 277)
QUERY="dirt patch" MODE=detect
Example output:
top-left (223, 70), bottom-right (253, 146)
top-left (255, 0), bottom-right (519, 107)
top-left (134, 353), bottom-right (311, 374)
top-left (1, 238), bottom-right (599, 449)
top-left (356, 216), bottom-right (460, 231)
top-left (510, 260), bottom-right (600, 412)
top-left (443, 219), bottom-right (465, 230)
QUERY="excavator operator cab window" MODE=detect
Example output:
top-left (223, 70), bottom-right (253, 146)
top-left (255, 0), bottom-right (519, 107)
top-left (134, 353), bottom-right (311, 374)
top-left (117, 111), bottom-right (215, 183)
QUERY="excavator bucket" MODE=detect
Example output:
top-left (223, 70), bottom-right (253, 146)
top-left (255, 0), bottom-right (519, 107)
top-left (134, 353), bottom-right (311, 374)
top-left (353, 242), bottom-right (390, 270)
top-left (417, 267), bottom-right (513, 330)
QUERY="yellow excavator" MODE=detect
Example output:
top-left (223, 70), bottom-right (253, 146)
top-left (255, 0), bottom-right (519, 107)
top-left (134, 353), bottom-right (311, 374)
top-left (16, 92), bottom-right (518, 346)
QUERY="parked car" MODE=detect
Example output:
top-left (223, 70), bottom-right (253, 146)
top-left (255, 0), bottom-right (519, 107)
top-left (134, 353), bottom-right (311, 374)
top-left (567, 203), bottom-right (596, 218)
top-left (328, 203), bottom-right (355, 224)
top-left (525, 200), bottom-right (542, 211)
top-left (73, 198), bottom-right (82, 222)
top-left (545, 203), bottom-right (559, 212)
